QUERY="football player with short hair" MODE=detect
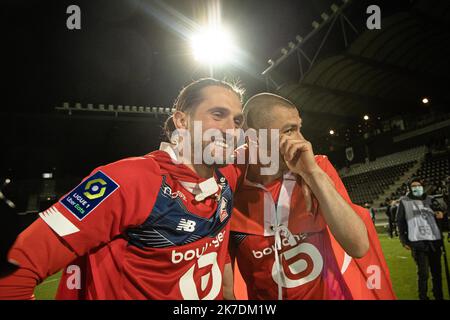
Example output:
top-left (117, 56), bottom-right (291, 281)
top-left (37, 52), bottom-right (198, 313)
top-left (225, 93), bottom-right (396, 300)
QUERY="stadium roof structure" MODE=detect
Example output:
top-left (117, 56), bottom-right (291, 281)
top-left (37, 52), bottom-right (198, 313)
top-left (262, 0), bottom-right (450, 139)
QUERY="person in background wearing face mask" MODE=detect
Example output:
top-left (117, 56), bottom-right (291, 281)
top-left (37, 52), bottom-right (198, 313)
top-left (397, 179), bottom-right (445, 300)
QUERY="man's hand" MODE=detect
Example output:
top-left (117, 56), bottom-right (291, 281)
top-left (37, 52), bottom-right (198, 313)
top-left (279, 134), bottom-right (320, 176)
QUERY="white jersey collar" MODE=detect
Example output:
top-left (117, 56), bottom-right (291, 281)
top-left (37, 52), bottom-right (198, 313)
top-left (158, 142), bottom-right (220, 201)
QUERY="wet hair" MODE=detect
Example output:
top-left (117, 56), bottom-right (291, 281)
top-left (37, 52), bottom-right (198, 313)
top-left (243, 93), bottom-right (297, 130)
top-left (163, 78), bottom-right (244, 141)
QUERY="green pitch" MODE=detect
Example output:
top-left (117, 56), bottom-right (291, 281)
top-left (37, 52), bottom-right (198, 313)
top-left (34, 233), bottom-right (450, 300)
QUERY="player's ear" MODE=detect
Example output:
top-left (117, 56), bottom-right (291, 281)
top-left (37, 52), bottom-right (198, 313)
top-left (173, 111), bottom-right (188, 130)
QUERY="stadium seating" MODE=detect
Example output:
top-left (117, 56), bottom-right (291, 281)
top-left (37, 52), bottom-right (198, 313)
top-left (340, 146), bottom-right (427, 206)
top-left (340, 146), bottom-right (427, 177)
top-left (411, 151), bottom-right (450, 191)
top-left (342, 161), bottom-right (417, 205)
top-left (385, 150), bottom-right (449, 203)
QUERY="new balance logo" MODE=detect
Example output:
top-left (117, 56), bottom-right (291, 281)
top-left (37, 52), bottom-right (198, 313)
top-left (176, 219), bottom-right (196, 232)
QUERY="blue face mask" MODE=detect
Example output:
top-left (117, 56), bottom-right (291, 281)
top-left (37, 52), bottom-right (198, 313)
top-left (411, 186), bottom-right (424, 197)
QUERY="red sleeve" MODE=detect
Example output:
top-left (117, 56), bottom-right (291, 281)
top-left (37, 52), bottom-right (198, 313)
top-left (43, 158), bottom-right (161, 256)
top-left (0, 219), bottom-right (76, 300)
top-left (0, 158), bottom-right (163, 299)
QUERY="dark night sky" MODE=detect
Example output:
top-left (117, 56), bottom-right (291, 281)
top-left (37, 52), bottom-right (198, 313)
top-left (3, 0), bottom-right (383, 112)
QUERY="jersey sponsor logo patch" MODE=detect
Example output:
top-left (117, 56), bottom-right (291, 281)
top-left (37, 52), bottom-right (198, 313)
top-left (60, 171), bottom-right (119, 221)
top-left (271, 242), bottom-right (323, 288)
top-left (162, 185), bottom-right (187, 201)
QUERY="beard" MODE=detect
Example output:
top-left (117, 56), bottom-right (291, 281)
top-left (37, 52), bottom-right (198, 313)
top-left (177, 120), bottom-right (240, 168)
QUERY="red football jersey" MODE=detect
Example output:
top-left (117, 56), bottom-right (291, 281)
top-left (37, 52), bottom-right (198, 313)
top-left (230, 169), bottom-right (351, 299)
top-left (37, 147), bottom-right (241, 300)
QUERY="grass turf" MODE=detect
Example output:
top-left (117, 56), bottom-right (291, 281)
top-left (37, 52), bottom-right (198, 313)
top-left (34, 233), bottom-right (450, 300)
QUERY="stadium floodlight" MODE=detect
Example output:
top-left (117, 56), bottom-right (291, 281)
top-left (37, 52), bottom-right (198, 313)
top-left (131, 106), bottom-right (137, 112)
top-left (422, 97), bottom-right (429, 104)
top-left (281, 48), bottom-right (288, 55)
top-left (99, 104), bottom-right (105, 110)
top-left (75, 103), bottom-right (82, 109)
top-left (267, 59), bottom-right (274, 66)
top-left (138, 106), bottom-right (144, 112)
top-left (296, 35), bottom-right (303, 43)
top-left (108, 104), bottom-right (114, 111)
top-left (288, 41), bottom-right (296, 50)
top-left (363, 115), bottom-right (369, 121)
top-left (63, 102), bottom-right (70, 109)
top-left (312, 21), bottom-right (320, 29)
top-left (329, 129), bottom-right (335, 135)
top-left (191, 26), bottom-right (235, 65)
top-left (42, 173), bottom-right (53, 179)
top-left (87, 103), bottom-right (93, 110)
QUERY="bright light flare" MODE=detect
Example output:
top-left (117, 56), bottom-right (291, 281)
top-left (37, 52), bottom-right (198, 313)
top-left (422, 97), bottom-right (429, 104)
top-left (191, 27), bottom-right (235, 65)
